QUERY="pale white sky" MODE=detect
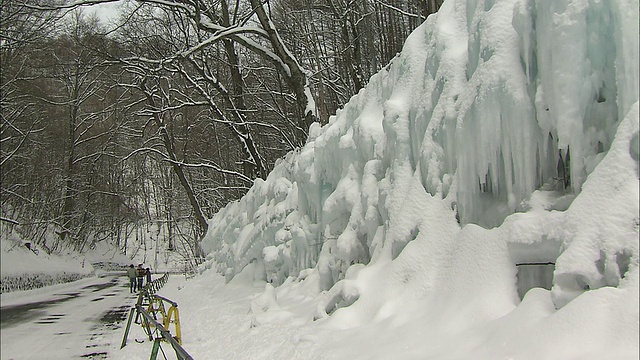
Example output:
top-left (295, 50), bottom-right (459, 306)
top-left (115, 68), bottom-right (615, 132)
top-left (89, 1), bottom-right (123, 24)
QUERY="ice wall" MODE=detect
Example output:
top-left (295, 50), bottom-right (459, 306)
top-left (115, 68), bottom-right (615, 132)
top-left (202, 0), bottom-right (639, 313)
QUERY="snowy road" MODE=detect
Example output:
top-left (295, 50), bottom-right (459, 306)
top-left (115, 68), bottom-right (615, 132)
top-left (1, 274), bottom-right (137, 359)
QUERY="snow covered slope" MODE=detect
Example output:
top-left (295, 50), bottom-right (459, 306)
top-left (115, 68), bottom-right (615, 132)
top-left (200, 0), bottom-right (638, 357)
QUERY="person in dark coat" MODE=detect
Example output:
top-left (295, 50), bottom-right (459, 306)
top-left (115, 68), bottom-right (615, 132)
top-left (145, 267), bottom-right (152, 285)
top-left (136, 264), bottom-right (145, 291)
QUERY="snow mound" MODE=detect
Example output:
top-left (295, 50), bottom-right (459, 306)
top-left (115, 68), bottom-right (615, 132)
top-left (0, 231), bottom-right (94, 293)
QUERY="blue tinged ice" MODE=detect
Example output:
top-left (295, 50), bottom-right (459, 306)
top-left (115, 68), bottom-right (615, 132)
top-left (201, 0), bottom-right (639, 321)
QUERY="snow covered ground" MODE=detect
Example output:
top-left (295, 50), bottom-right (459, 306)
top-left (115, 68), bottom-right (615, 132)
top-left (109, 270), bottom-right (324, 360)
top-left (2, 263), bottom-right (637, 359)
top-left (117, 261), bottom-right (637, 359)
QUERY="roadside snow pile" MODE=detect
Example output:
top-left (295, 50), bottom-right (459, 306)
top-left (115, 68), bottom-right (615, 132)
top-left (0, 273), bottom-right (88, 293)
top-left (0, 230), bottom-right (94, 293)
top-left (197, 0), bottom-right (638, 358)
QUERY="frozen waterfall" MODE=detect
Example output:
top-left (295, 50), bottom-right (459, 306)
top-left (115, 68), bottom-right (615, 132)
top-left (201, 0), bottom-right (639, 318)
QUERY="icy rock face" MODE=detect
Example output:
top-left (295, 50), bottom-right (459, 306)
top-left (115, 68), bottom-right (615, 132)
top-left (202, 0), bottom-right (639, 308)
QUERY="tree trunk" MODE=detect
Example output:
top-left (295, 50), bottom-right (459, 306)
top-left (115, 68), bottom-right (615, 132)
top-left (140, 82), bottom-right (208, 237)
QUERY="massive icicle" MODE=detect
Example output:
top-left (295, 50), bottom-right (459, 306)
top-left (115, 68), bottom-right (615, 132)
top-left (202, 0), bottom-right (639, 305)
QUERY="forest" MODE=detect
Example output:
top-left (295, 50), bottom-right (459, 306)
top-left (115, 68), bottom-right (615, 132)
top-left (0, 0), bottom-right (442, 261)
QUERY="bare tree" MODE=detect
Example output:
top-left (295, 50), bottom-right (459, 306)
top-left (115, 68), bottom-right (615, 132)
top-left (1, 0), bottom-right (65, 226)
top-left (1, 7), bottom-right (145, 253)
top-left (5, 0), bottom-right (438, 256)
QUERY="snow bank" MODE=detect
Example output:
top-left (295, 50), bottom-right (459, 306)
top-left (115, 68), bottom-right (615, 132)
top-left (0, 232), bottom-right (94, 277)
top-left (199, 0), bottom-right (638, 358)
top-left (0, 231), bottom-right (94, 293)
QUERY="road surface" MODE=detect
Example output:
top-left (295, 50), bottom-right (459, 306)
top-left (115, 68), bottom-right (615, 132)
top-left (1, 273), bottom-right (137, 359)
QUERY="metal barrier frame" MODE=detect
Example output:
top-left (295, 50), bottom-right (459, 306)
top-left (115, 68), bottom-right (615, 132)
top-left (144, 294), bottom-right (182, 345)
top-left (136, 304), bottom-right (193, 360)
top-left (145, 272), bottom-right (170, 294)
top-left (121, 273), bottom-right (192, 359)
